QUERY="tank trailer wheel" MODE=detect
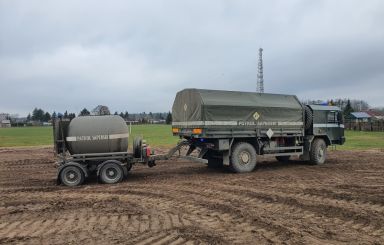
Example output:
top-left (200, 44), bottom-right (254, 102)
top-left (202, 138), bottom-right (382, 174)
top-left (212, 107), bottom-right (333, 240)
top-left (60, 165), bottom-right (85, 187)
top-left (230, 142), bottom-right (257, 173)
top-left (276, 156), bottom-right (291, 162)
top-left (310, 138), bottom-right (327, 165)
top-left (99, 162), bottom-right (124, 184)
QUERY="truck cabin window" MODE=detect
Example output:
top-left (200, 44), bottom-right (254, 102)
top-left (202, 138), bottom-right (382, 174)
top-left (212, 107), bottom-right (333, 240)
top-left (327, 111), bottom-right (337, 123)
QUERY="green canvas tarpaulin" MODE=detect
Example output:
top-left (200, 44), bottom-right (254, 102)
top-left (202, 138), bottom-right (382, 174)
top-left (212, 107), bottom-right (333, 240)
top-left (172, 89), bottom-right (304, 129)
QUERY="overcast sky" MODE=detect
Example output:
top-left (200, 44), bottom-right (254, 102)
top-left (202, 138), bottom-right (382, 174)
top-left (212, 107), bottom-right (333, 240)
top-left (1, 0), bottom-right (383, 117)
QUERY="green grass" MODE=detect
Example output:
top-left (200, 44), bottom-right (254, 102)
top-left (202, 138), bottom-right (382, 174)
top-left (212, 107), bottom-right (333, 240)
top-left (0, 126), bottom-right (53, 147)
top-left (0, 125), bottom-right (177, 148)
top-left (1, 126), bottom-right (383, 151)
top-left (129, 124), bottom-right (178, 147)
top-left (339, 130), bottom-right (384, 150)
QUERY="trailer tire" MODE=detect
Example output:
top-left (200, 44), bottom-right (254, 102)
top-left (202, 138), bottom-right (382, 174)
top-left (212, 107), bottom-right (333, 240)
top-left (304, 106), bottom-right (313, 130)
top-left (59, 165), bottom-right (85, 187)
top-left (99, 161), bottom-right (124, 184)
top-left (276, 156), bottom-right (291, 162)
top-left (230, 142), bottom-right (257, 173)
top-left (310, 138), bottom-right (327, 165)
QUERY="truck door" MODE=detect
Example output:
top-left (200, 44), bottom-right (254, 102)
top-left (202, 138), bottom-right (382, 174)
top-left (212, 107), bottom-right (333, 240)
top-left (326, 111), bottom-right (342, 143)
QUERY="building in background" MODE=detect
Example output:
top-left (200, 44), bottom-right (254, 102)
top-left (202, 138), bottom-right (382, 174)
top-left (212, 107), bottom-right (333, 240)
top-left (0, 119), bottom-right (11, 128)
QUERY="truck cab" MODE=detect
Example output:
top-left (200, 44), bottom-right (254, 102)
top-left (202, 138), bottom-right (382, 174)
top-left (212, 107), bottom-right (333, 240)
top-left (308, 105), bottom-right (345, 145)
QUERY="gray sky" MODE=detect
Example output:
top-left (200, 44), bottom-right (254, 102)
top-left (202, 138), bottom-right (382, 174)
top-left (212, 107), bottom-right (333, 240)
top-left (1, 0), bottom-right (383, 117)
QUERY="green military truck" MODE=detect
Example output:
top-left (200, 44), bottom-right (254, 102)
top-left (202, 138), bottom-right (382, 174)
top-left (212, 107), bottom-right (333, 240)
top-left (171, 88), bottom-right (345, 172)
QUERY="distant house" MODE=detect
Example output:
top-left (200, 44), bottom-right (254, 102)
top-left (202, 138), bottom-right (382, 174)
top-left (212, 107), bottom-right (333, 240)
top-left (0, 113), bottom-right (9, 122)
top-left (364, 109), bottom-right (384, 121)
top-left (347, 112), bottom-right (371, 123)
top-left (0, 119), bottom-right (11, 128)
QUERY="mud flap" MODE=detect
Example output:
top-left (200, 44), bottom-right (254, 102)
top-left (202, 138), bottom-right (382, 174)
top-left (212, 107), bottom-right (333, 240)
top-left (223, 151), bottom-right (230, 166)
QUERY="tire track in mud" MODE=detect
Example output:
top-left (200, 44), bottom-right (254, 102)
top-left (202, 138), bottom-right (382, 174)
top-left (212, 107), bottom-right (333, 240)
top-left (0, 190), bottom-right (267, 244)
top-left (128, 184), bottom-right (382, 243)
top-left (107, 182), bottom-right (384, 243)
top-left (1, 148), bottom-right (384, 244)
top-left (0, 213), bottom-right (192, 243)
top-left (2, 181), bottom-right (384, 243)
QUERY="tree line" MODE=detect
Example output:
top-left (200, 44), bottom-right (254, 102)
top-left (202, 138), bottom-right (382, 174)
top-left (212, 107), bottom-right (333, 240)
top-left (27, 108), bottom-right (76, 122)
top-left (301, 98), bottom-right (371, 116)
top-left (25, 107), bottom-right (172, 124)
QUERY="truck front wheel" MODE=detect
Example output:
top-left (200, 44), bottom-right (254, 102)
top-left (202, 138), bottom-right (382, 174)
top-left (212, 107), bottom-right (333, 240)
top-left (310, 138), bottom-right (327, 165)
top-left (230, 142), bottom-right (257, 173)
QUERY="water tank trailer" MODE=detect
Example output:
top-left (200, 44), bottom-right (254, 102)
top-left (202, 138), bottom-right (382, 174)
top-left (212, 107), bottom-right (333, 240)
top-left (53, 115), bottom-right (206, 186)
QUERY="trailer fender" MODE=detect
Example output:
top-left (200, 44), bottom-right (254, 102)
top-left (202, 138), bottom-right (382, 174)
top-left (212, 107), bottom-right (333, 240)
top-left (57, 162), bottom-right (89, 185)
top-left (96, 160), bottom-right (128, 178)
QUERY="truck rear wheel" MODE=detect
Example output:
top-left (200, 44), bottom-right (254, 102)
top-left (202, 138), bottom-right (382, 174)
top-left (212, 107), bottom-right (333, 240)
top-left (310, 138), bottom-right (327, 165)
top-left (230, 142), bottom-right (257, 173)
top-left (60, 165), bottom-right (85, 187)
top-left (99, 162), bottom-right (124, 184)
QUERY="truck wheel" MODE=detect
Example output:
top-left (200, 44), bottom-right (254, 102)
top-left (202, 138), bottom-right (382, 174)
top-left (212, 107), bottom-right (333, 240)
top-left (60, 165), bottom-right (85, 187)
top-left (276, 156), bottom-right (291, 162)
top-left (99, 162), bottom-right (124, 184)
top-left (310, 138), bottom-right (327, 165)
top-left (230, 142), bottom-right (257, 173)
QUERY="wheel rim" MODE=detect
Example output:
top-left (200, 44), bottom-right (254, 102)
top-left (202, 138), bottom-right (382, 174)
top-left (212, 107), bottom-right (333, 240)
top-left (63, 168), bottom-right (80, 185)
top-left (318, 148), bottom-right (324, 158)
top-left (317, 145), bottom-right (326, 162)
top-left (239, 151), bottom-right (251, 165)
top-left (106, 167), bottom-right (118, 179)
top-left (102, 165), bottom-right (121, 182)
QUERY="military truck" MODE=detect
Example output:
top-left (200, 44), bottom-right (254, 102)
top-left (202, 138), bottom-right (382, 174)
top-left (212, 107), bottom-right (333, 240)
top-left (171, 88), bottom-right (345, 172)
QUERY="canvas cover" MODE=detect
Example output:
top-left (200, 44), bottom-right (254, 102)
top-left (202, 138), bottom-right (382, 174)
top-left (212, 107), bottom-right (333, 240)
top-left (172, 88), bottom-right (304, 129)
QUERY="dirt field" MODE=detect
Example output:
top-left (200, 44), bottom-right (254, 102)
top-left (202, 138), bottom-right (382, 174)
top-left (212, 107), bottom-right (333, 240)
top-left (0, 147), bottom-right (383, 244)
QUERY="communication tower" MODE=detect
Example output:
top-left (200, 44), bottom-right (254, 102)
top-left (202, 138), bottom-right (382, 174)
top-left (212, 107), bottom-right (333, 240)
top-left (257, 48), bottom-right (264, 93)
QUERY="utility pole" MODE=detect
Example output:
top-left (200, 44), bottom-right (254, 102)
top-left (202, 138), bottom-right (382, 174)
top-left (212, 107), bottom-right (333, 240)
top-left (257, 48), bottom-right (264, 93)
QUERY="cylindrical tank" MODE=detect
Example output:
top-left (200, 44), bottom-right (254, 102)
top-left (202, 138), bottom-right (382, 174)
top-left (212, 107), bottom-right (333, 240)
top-left (66, 115), bottom-right (129, 154)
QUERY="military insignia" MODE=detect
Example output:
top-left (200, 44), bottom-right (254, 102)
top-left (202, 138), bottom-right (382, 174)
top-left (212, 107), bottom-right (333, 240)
top-left (253, 112), bottom-right (260, 120)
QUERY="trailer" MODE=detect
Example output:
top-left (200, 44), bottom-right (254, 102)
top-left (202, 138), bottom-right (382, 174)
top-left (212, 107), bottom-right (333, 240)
top-left (53, 115), bottom-right (206, 186)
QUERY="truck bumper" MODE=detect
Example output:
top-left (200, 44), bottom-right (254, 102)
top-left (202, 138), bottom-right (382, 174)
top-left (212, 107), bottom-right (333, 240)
top-left (341, 136), bottom-right (346, 145)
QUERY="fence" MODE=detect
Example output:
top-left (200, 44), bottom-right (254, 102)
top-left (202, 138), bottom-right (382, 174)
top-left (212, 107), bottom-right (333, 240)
top-left (344, 120), bottom-right (384, 131)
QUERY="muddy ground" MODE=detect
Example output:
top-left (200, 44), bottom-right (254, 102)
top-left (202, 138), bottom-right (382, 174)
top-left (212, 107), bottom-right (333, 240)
top-left (0, 147), bottom-right (383, 244)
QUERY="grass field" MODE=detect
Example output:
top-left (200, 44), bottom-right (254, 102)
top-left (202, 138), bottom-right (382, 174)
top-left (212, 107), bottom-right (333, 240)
top-left (0, 126), bottom-right (383, 150)
top-left (0, 125), bottom-right (177, 148)
top-left (339, 130), bottom-right (384, 150)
